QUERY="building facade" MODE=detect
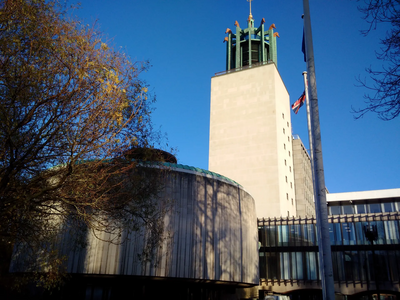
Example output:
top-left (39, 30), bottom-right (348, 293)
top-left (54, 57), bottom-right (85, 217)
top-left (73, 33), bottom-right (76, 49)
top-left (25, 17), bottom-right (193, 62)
top-left (209, 13), bottom-right (296, 219)
top-left (292, 135), bottom-right (315, 217)
top-left (257, 189), bottom-right (400, 300)
top-left (10, 163), bottom-right (259, 300)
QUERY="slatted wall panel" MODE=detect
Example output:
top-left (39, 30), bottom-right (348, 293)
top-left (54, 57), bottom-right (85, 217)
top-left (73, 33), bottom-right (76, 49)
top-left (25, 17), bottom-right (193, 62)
top-left (34, 168), bottom-right (259, 285)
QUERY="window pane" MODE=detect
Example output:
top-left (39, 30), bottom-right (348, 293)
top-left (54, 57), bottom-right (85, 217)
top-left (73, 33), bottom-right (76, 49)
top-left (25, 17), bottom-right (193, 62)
top-left (280, 252), bottom-right (290, 279)
top-left (342, 222), bottom-right (356, 245)
top-left (330, 205), bottom-right (341, 215)
top-left (267, 252), bottom-right (279, 280)
top-left (278, 225), bottom-right (289, 246)
top-left (388, 250), bottom-right (400, 281)
top-left (376, 221), bottom-right (385, 244)
top-left (355, 222), bottom-right (368, 245)
top-left (303, 224), bottom-right (316, 245)
top-left (306, 252), bottom-right (319, 280)
top-left (383, 202), bottom-right (393, 212)
top-left (384, 220), bottom-right (400, 244)
top-left (356, 203), bottom-right (366, 214)
top-left (268, 226), bottom-right (277, 247)
top-left (329, 223), bottom-right (335, 244)
top-left (369, 203), bottom-right (382, 213)
top-left (342, 205), bottom-right (354, 214)
top-left (334, 223), bottom-right (342, 245)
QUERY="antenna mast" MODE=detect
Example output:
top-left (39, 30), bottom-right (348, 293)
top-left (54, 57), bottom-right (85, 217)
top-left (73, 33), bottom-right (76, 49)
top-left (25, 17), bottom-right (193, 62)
top-left (247, 0), bottom-right (253, 19)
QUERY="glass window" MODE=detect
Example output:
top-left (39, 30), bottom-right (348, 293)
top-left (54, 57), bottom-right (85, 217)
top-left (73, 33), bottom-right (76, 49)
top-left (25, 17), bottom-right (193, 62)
top-left (267, 252), bottom-right (279, 279)
top-left (258, 227), bottom-right (266, 246)
top-left (369, 203), bottom-right (382, 213)
top-left (342, 222), bottom-right (356, 245)
top-left (332, 251), bottom-right (345, 281)
top-left (375, 250), bottom-right (390, 280)
top-left (376, 221), bottom-right (386, 244)
top-left (266, 226), bottom-right (277, 247)
top-left (259, 254), bottom-right (266, 279)
top-left (333, 223), bottom-right (342, 245)
top-left (355, 222), bottom-right (369, 245)
top-left (383, 202), bottom-right (393, 212)
top-left (330, 205), bottom-right (341, 215)
top-left (388, 250), bottom-right (400, 281)
top-left (292, 252), bottom-right (304, 279)
top-left (343, 252), bottom-right (356, 281)
top-left (280, 252), bottom-right (290, 279)
top-left (303, 224), bottom-right (316, 245)
top-left (306, 252), bottom-right (319, 280)
top-left (349, 251), bottom-right (361, 281)
top-left (342, 205), bottom-right (354, 214)
top-left (278, 225), bottom-right (289, 246)
top-left (291, 224), bottom-right (302, 246)
top-left (328, 223), bottom-right (335, 244)
top-left (356, 203), bottom-right (366, 214)
top-left (384, 220), bottom-right (400, 244)
top-left (360, 251), bottom-right (373, 281)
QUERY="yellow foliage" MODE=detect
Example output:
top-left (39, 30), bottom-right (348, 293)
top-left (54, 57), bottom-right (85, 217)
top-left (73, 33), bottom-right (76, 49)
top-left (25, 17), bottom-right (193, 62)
top-left (100, 42), bottom-right (108, 51)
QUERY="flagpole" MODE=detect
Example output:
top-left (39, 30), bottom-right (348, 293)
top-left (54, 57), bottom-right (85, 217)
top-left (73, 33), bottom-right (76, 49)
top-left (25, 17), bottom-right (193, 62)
top-left (302, 1), bottom-right (335, 300)
top-left (302, 71), bottom-right (313, 160)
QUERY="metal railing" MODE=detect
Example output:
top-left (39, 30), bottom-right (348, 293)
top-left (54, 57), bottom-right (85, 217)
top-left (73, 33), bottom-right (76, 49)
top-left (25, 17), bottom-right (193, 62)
top-left (214, 60), bottom-right (276, 77)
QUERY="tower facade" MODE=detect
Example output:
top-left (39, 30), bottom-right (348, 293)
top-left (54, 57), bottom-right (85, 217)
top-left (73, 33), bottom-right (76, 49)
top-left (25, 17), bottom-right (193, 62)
top-left (209, 14), bottom-right (296, 218)
top-left (292, 136), bottom-right (315, 217)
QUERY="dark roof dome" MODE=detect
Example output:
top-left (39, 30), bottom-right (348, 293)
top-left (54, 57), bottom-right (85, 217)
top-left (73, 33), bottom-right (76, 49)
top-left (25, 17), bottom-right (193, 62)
top-left (124, 148), bottom-right (177, 164)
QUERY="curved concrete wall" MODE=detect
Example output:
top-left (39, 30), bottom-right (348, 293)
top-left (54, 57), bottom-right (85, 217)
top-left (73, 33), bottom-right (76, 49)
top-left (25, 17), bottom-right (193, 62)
top-left (61, 166), bottom-right (259, 285)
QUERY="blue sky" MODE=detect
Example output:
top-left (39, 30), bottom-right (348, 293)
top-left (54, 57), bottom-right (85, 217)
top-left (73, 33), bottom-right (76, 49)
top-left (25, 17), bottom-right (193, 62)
top-left (72, 0), bottom-right (400, 193)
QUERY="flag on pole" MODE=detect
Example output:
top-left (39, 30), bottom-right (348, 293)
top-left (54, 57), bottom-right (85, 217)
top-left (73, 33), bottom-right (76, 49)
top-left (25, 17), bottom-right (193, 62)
top-left (292, 91), bottom-right (306, 114)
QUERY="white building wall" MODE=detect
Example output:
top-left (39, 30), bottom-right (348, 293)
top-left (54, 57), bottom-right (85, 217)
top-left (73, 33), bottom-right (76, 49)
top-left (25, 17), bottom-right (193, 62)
top-left (209, 63), bottom-right (296, 218)
top-left (292, 137), bottom-right (315, 217)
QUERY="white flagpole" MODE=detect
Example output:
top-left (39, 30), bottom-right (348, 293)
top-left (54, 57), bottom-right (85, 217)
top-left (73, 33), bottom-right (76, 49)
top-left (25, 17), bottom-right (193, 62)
top-left (302, 1), bottom-right (335, 300)
top-left (302, 71), bottom-right (313, 160)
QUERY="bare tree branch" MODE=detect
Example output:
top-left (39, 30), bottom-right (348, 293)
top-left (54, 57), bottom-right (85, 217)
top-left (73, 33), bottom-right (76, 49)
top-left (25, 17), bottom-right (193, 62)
top-left (354, 0), bottom-right (400, 120)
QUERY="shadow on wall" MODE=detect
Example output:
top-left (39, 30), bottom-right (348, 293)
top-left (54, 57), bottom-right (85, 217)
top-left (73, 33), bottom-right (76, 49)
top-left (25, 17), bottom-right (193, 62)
top-left (9, 166), bottom-right (259, 289)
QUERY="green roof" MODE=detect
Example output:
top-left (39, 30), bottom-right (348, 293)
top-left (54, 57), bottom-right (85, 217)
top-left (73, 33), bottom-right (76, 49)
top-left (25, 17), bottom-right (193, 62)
top-left (162, 162), bottom-right (241, 187)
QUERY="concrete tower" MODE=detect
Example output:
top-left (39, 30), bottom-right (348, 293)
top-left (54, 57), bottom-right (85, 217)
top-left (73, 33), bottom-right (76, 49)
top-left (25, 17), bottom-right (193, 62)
top-left (208, 9), bottom-right (296, 218)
